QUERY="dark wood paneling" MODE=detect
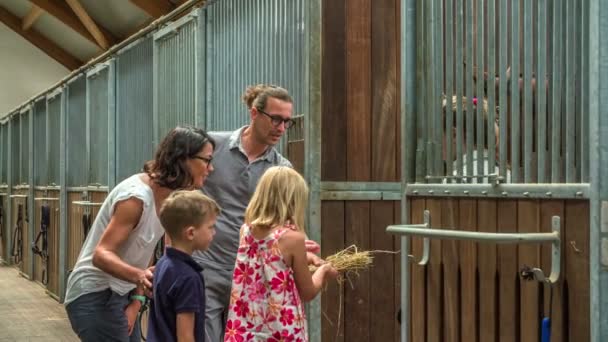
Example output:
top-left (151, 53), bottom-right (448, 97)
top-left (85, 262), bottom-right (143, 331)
top-left (32, 190), bottom-right (46, 285)
top-left (459, 198), bottom-right (477, 342)
top-left (371, 0), bottom-right (399, 183)
top-left (498, 199), bottom-right (519, 342)
top-left (370, 201), bottom-right (396, 342)
top-left (321, 0), bottom-right (347, 181)
top-left (540, 200), bottom-right (565, 341)
top-left (478, 199), bottom-right (498, 341)
top-left (67, 192), bottom-right (83, 271)
top-left (442, 198), bottom-right (460, 342)
top-left (565, 200), bottom-right (590, 341)
top-left (321, 201), bottom-right (345, 342)
top-left (344, 202), bottom-right (371, 342)
top-left (346, 0), bottom-right (372, 183)
top-left (426, 199), bottom-right (443, 342)
top-left (410, 198), bottom-right (427, 342)
top-left (47, 190), bottom-right (60, 298)
top-left (287, 141), bottom-right (304, 175)
top-left (518, 200), bottom-right (540, 342)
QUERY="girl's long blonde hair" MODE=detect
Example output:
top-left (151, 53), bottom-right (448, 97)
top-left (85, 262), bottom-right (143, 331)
top-left (245, 166), bottom-right (308, 232)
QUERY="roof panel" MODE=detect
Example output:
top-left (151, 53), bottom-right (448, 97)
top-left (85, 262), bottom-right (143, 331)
top-left (80, 0), bottom-right (151, 38)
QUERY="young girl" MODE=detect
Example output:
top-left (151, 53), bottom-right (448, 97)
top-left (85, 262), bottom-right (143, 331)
top-left (224, 166), bottom-right (338, 342)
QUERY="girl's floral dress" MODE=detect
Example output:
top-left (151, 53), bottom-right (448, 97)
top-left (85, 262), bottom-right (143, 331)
top-left (224, 224), bottom-right (307, 342)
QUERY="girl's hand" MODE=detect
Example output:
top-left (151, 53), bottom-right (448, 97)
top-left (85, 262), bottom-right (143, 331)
top-left (306, 252), bottom-right (323, 267)
top-left (305, 240), bottom-right (321, 254)
top-left (319, 263), bottom-right (339, 280)
top-left (124, 301), bottom-right (140, 336)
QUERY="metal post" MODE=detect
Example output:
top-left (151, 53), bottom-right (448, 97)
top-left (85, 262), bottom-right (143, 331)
top-left (108, 59), bottom-right (116, 190)
top-left (588, 0), bottom-right (605, 340)
top-left (28, 105), bottom-right (35, 278)
top-left (401, 0), bottom-right (416, 340)
top-left (304, 0), bottom-right (322, 340)
top-left (58, 89), bottom-right (68, 303)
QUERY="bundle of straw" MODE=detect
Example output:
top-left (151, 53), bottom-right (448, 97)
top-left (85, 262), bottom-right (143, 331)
top-left (309, 245), bottom-right (374, 273)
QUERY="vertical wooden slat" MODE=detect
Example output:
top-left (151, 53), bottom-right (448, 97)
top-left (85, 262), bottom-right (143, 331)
top-left (459, 198), bottom-right (477, 342)
top-left (498, 199), bottom-right (518, 342)
top-left (67, 192), bottom-right (82, 271)
top-left (321, 201), bottom-right (345, 342)
top-left (344, 0), bottom-right (372, 339)
top-left (370, 202), bottom-right (396, 342)
top-left (47, 190), bottom-right (60, 298)
top-left (394, 200), bottom-right (402, 341)
top-left (442, 198), bottom-right (460, 342)
top-left (426, 198), bottom-right (442, 342)
top-left (33, 190), bottom-right (44, 284)
top-left (539, 200), bottom-right (565, 342)
top-left (565, 200), bottom-right (590, 341)
top-left (410, 198), bottom-right (426, 342)
top-left (478, 198), bottom-right (497, 341)
top-left (518, 200), bottom-right (540, 342)
top-left (321, 0), bottom-right (347, 182)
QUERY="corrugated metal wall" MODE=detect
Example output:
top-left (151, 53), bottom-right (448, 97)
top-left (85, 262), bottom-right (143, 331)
top-left (87, 66), bottom-right (111, 186)
top-left (66, 77), bottom-right (87, 187)
top-left (204, 0), bottom-right (306, 138)
top-left (115, 37), bottom-right (154, 183)
top-left (154, 13), bottom-right (201, 143)
top-left (47, 94), bottom-right (62, 186)
top-left (33, 100), bottom-right (46, 185)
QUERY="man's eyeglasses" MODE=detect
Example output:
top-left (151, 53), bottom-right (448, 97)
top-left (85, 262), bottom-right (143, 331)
top-left (192, 155), bottom-right (213, 167)
top-left (258, 109), bottom-right (294, 129)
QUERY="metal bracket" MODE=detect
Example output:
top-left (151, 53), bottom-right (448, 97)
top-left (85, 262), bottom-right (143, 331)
top-left (72, 201), bottom-right (103, 207)
top-left (387, 212), bottom-right (561, 284)
top-left (407, 210), bottom-right (431, 266)
top-left (9, 195), bottom-right (28, 198)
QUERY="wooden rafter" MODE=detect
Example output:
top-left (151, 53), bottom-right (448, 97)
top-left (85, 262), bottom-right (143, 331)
top-left (27, 0), bottom-right (117, 48)
top-left (22, 4), bottom-right (43, 30)
top-left (0, 6), bottom-right (82, 70)
top-left (64, 0), bottom-right (108, 49)
top-left (129, 0), bottom-right (174, 18)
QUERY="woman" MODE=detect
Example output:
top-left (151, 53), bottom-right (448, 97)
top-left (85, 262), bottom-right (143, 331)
top-left (65, 126), bottom-right (215, 342)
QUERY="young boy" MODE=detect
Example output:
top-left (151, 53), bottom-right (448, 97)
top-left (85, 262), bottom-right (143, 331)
top-left (147, 190), bottom-right (220, 342)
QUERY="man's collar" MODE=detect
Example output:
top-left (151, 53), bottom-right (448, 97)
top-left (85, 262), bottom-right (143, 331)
top-left (229, 125), bottom-right (275, 162)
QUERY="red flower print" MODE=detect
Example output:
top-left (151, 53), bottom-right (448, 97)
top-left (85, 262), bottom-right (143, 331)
top-left (233, 299), bottom-right (250, 318)
top-left (247, 279), bottom-right (267, 302)
top-left (280, 307), bottom-right (295, 326)
top-left (270, 271), bottom-right (290, 293)
top-left (268, 330), bottom-right (295, 342)
top-left (224, 320), bottom-right (246, 342)
top-left (247, 241), bottom-right (259, 258)
top-left (233, 262), bottom-right (254, 285)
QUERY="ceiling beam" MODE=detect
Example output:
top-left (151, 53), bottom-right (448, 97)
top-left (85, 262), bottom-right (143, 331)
top-left (22, 4), bottom-right (43, 30)
top-left (64, 0), bottom-right (109, 49)
top-left (27, 0), bottom-right (117, 48)
top-left (129, 0), bottom-right (174, 18)
top-left (0, 6), bottom-right (82, 70)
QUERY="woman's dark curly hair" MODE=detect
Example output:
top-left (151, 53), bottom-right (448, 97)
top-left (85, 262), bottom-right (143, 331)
top-left (143, 126), bottom-right (215, 189)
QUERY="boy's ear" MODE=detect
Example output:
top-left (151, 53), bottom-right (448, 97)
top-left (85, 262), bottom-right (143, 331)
top-left (185, 226), bottom-right (195, 240)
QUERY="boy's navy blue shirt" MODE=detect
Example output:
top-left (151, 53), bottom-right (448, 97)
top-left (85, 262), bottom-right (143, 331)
top-left (147, 247), bottom-right (205, 342)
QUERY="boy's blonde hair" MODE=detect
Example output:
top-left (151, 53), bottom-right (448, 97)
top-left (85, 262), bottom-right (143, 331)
top-left (245, 166), bottom-right (308, 232)
top-left (159, 190), bottom-right (220, 240)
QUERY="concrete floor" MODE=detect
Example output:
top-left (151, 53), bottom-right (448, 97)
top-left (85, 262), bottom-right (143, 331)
top-left (0, 265), bottom-right (78, 341)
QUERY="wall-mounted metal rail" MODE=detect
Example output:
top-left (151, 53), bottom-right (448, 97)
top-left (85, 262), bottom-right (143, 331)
top-left (387, 210), bottom-right (561, 284)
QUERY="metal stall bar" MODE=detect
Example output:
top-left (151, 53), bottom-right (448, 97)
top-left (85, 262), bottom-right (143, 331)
top-left (565, 0), bottom-right (576, 183)
top-left (304, 0), bottom-right (322, 340)
top-left (511, 0), bottom-right (521, 183)
top-left (27, 104), bottom-right (35, 278)
top-left (487, 0), bottom-right (496, 178)
top-left (400, 0), bottom-right (417, 340)
top-left (588, 0), bottom-right (605, 340)
top-left (58, 88), bottom-right (68, 303)
top-left (476, 0), bottom-right (485, 181)
top-left (523, 1), bottom-right (533, 182)
top-left (498, 0), bottom-right (508, 178)
top-left (387, 211), bottom-right (561, 285)
top-left (551, 0), bottom-right (563, 183)
top-left (537, 0), bottom-right (548, 183)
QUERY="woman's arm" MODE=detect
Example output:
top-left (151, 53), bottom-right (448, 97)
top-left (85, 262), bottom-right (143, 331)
top-left (92, 197), bottom-right (152, 288)
top-left (280, 231), bottom-right (337, 302)
top-left (176, 312), bottom-right (196, 342)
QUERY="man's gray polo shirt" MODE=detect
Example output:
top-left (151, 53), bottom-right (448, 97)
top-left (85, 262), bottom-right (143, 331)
top-left (193, 126), bottom-right (292, 270)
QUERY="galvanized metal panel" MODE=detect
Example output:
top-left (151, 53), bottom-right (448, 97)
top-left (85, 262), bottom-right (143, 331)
top-left (19, 108), bottom-right (30, 184)
top-left (204, 0), bottom-right (307, 154)
top-left (0, 122), bottom-right (7, 184)
top-left (66, 77), bottom-right (87, 187)
top-left (10, 115), bottom-right (20, 185)
top-left (153, 13), bottom-right (199, 144)
top-left (115, 37), bottom-right (154, 183)
top-left (33, 99), bottom-right (47, 186)
top-left (87, 65), bottom-right (110, 186)
top-left (47, 93), bottom-right (62, 186)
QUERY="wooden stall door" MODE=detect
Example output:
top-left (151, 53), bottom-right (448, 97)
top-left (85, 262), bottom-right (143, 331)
top-left (10, 190), bottom-right (29, 275)
top-left (46, 190), bottom-right (61, 299)
top-left (408, 197), bottom-right (590, 342)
